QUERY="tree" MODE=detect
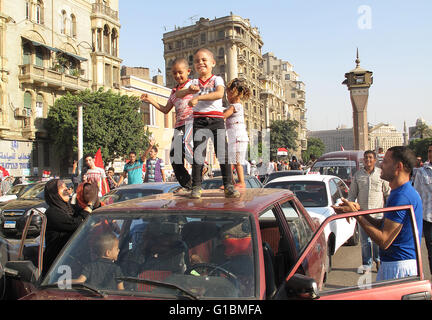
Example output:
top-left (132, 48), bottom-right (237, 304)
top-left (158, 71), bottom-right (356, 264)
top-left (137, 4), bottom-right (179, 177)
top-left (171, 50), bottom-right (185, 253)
top-left (46, 88), bottom-right (150, 174)
top-left (268, 120), bottom-right (299, 160)
top-left (412, 121), bottom-right (432, 139)
top-left (408, 138), bottom-right (432, 161)
top-left (302, 137), bottom-right (325, 163)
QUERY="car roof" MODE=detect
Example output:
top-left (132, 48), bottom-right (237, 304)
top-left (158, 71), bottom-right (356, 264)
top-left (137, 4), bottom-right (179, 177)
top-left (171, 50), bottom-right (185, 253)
top-left (115, 182), bottom-right (180, 191)
top-left (96, 188), bottom-right (294, 216)
top-left (266, 174), bottom-right (339, 184)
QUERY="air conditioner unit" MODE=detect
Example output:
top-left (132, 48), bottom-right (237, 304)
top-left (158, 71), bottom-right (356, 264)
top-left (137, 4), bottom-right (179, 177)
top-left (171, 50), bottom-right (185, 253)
top-left (14, 108), bottom-right (31, 118)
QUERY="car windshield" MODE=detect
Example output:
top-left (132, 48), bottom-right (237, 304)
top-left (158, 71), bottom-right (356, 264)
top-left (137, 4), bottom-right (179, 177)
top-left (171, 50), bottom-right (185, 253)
top-left (311, 160), bottom-right (357, 180)
top-left (265, 181), bottom-right (328, 207)
top-left (19, 183), bottom-right (45, 200)
top-left (101, 189), bottom-right (164, 205)
top-left (5, 185), bottom-right (26, 196)
top-left (42, 211), bottom-right (256, 299)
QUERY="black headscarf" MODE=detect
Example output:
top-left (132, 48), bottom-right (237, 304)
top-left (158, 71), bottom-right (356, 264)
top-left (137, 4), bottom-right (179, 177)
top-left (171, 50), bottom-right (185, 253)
top-left (44, 179), bottom-right (75, 216)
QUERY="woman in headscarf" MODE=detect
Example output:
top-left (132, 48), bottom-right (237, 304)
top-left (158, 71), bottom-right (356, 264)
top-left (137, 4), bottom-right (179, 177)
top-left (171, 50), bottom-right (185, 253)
top-left (43, 179), bottom-right (89, 275)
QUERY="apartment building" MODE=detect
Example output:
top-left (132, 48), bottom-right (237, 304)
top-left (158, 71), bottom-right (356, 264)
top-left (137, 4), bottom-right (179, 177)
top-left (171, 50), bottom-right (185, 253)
top-left (162, 13), bottom-right (265, 133)
top-left (368, 123), bottom-right (403, 152)
top-left (262, 52), bottom-right (307, 157)
top-left (0, 0), bottom-right (121, 176)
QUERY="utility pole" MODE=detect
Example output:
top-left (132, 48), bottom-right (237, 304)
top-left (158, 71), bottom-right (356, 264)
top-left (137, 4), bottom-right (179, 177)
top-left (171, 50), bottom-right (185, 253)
top-left (77, 103), bottom-right (83, 176)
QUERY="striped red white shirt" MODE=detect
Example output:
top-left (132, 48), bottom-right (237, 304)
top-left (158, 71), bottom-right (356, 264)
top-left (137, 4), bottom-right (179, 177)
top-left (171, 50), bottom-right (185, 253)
top-left (185, 75), bottom-right (225, 119)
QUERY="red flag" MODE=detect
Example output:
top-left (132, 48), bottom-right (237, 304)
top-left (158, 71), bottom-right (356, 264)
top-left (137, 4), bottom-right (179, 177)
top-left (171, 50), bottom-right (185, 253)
top-left (0, 165), bottom-right (10, 178)
top-left (94, 148), bottom-right (110, 195)
top-left (340, 144), bottom-right (345, 151)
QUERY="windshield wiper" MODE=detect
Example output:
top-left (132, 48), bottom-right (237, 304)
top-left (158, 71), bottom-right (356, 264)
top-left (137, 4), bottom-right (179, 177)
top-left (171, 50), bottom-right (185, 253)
top-left (40, 282), bottom-right (107, 298)
top-left (116, 276), bottom-right (199, 300)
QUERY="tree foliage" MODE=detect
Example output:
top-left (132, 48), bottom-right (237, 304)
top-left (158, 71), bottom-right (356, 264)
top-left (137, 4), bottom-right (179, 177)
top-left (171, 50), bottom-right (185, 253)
top-left (46, 88), bottom-right (150, 166)
top-left (408, 138), bottom-right (432, 161)
top-left (269, 120), bottom-right (299, 159)
top-left (302, 137), bottom-right (325, 163)
top-left (412, 122), bottom-right (432, 139)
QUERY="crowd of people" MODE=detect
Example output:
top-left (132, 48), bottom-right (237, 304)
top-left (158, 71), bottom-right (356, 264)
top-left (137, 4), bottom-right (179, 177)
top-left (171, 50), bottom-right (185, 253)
top-left (333, 144), bottom-right (432, 280)
top-left (5, 45), bottom-right (431, 288)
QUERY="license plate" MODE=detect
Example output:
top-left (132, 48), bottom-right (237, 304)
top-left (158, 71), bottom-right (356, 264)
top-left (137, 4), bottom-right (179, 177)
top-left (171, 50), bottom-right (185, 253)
top-left (4, 221), bottom-right (16, 229)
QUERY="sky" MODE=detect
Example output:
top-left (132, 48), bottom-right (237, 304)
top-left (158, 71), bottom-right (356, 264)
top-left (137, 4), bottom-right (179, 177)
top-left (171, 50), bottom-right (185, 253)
top-left (119, 0), bottom-right (432, 133)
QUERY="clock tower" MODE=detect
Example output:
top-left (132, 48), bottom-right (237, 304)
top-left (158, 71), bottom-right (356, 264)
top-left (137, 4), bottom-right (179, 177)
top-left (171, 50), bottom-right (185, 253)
top-left (342, 49), bottom-right (373, 151)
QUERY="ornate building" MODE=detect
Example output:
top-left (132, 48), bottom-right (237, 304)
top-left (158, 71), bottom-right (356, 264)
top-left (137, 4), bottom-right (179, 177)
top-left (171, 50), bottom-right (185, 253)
top-left (0, 0), bottom-right (121, 176)
top-left (368, 123), bottom-right (403, 152)
top-left (162, 13), bottom-right (265, 133)
top-left (262, 52), bottom-right (307, 157)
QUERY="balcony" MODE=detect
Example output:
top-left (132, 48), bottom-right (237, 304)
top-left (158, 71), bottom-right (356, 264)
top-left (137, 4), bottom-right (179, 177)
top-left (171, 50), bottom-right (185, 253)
top-left (19, 64), bottom-right (90, 91)
top-left (92, 3), bottom-right (119, 20)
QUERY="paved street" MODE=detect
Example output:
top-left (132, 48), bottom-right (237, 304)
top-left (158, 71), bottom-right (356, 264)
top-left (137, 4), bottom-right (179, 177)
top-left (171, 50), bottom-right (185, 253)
top-left (323, 236), bottom-right (431, 292)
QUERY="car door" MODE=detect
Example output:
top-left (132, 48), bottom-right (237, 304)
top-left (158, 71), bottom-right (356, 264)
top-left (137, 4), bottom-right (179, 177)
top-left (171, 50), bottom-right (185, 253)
top-left (287, 207), bottom-right (431, 300)
top-left (328, 178), bottom-right (355, 250)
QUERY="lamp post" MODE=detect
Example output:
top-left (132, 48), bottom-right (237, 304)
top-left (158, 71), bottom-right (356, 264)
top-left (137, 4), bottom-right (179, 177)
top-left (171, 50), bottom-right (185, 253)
top-left (77, 103), bottom-right (83, 176)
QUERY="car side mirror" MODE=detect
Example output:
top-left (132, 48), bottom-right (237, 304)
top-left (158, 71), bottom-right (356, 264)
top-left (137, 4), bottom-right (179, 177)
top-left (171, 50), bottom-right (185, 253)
top-left (284, 273), bottom-right (319, 299)
top-left (5, 260), bottom-right (39, 283)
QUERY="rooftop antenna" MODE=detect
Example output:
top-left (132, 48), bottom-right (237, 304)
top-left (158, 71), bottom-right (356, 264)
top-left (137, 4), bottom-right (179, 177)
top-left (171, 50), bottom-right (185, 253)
top-left (188, 15), bottom-right (198, 25)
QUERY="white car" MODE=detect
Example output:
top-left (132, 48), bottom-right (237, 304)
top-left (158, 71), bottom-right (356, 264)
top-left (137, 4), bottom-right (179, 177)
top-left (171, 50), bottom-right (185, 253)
top-left (264, 174), bottom-right (359, 274)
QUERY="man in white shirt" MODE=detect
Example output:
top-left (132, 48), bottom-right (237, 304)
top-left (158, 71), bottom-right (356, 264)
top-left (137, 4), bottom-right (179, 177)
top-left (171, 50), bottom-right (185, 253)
top-left (413, 143), bottom-right (432, 274)
top-left (83, 154), bottom-right (108, 197)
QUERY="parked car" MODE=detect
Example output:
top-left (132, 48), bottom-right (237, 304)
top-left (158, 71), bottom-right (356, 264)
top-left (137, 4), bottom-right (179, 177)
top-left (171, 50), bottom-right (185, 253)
top-left (0, 182), bottom-right (47, 239)
top-left (0, 183), bottom-right (39, 204)
top-left (201, 175), bottom-right (263, 190)
top-left (4, 189), bottom-right (329, 300)
top-left (264, 174), bottom-right (359, 273)
top-left (4, 189), bottom-right (432, 300)
top-left (309, 150), bottom-right (365, 186)
top-left (100, 182), bottom-right (182, 205)
top-left (0, 179), bottom-right (73, 239)
top-left (262, 170), bottom-right (305, 185)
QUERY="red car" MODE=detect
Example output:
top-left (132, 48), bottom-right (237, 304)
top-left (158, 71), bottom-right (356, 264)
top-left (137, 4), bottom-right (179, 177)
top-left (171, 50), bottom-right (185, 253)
top-left (3, 189), bottom-right (431, 300)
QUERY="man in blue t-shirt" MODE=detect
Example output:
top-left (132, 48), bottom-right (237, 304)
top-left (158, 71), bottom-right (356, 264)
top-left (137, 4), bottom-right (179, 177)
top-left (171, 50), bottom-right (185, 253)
top-left (333, 146), bottom-right (423, 281)
top-left (118, 142), bottom-right (154, 185)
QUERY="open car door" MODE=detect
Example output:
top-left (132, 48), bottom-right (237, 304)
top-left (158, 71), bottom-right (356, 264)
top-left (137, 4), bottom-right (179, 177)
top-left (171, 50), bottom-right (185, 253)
top-left (281, 205), bottom-right (431, 300)
top-left (3, 209), bottom-right (46, 300)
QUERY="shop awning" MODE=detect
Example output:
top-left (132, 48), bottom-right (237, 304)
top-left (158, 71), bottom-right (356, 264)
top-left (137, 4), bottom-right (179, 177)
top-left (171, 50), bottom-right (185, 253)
top-left (21, 37), bottom-right (88, 61)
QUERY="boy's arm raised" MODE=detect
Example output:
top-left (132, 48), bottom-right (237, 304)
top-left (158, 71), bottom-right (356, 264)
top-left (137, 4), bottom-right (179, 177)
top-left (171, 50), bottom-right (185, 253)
top-left (141, 94), bottom-right (173, 114)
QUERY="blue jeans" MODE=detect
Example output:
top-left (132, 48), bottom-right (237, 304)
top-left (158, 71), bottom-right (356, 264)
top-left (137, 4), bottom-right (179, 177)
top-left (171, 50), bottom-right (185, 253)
top-left (360, 225), bottom-right (380, 268)
top-left (423, 220), bottom-right (432, 275)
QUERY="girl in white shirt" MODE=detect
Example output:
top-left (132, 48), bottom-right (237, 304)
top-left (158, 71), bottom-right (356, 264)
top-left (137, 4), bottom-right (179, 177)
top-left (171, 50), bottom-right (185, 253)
top-left (224, 78), bottom-right (251, 189)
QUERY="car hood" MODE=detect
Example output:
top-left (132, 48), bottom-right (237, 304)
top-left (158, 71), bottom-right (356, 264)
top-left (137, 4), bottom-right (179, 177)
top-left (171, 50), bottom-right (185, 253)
top-left (1, 199), bottom-right (46, 210)
top-left (21, 288), bottom-right (156, 300)
top-left (305, 207), bottom-right (332, 221)
top-left (0, 195), bottom-right (17, 202)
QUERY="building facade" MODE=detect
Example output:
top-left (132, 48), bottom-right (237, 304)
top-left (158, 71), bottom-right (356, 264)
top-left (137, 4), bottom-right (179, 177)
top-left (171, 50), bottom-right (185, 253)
top-left (0, 0), bottom-right (121, 176)
top-left (368, 123), bottom-right (403, 152)
top-left (162, 14), bottom-right (309, 160)
top-left (262, 52), bottom-right (307, 158)
top-left (120, 66), bottom-right (175, 171)
top-left (162, 14), bottom-right (266, 133)
top-left (308, 126), bottom-right (354, 153)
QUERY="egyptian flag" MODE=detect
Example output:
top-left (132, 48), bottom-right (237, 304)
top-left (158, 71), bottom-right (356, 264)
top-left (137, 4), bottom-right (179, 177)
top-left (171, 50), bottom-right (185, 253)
top-left (94, 148), bottom-right (110, 196)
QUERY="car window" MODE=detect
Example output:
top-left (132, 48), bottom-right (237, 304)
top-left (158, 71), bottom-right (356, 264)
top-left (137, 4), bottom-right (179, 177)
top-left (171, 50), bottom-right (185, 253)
top-left (20, 183), bottom-right (45, 199)
top-left (335, 178), bottom-right (349, 199)
top-left (328, 179), bottom-right (340, 205)
top-left (280, 200), bottom-right (314, 255)
top-left (265, 181), bottom-right (327, 207)
top-left (43, 211), bottom-right (256, 299)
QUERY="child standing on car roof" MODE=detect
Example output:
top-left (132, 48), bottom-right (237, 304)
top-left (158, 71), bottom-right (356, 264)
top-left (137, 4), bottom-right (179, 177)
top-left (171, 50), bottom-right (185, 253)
top-left (141, 58), bottom-right (193, 190)
top-left (224, 78), bottom-right (251, 189)
top-left (176, 48), bottom-right (240, 199)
